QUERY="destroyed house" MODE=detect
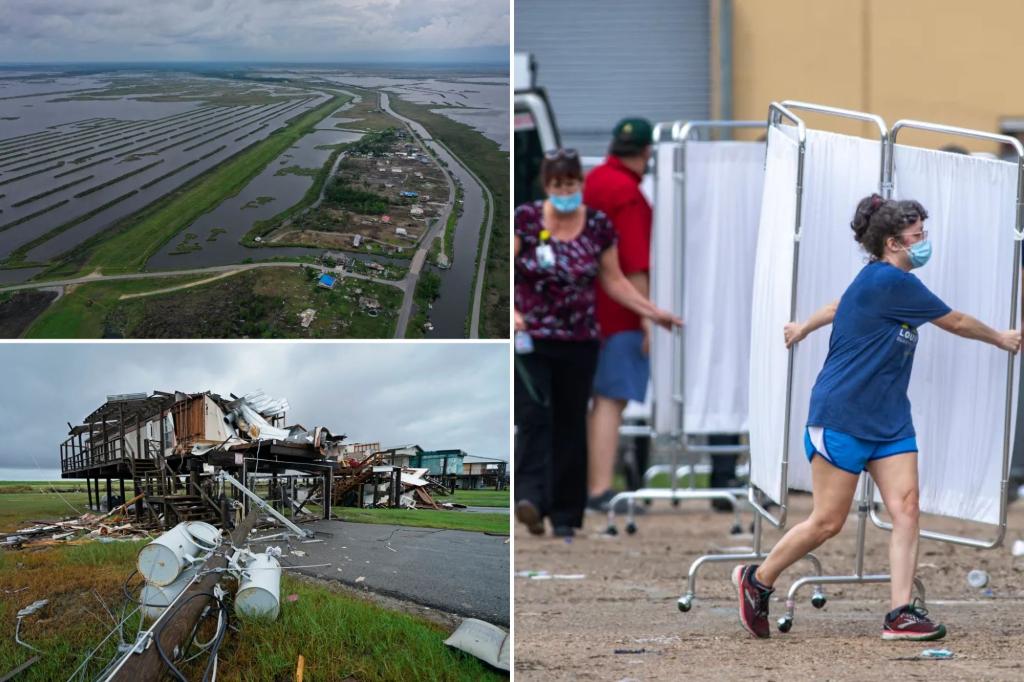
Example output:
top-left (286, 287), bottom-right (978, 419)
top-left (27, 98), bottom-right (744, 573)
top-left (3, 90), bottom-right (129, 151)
top-left (60, 390), bottom-right (346, 524)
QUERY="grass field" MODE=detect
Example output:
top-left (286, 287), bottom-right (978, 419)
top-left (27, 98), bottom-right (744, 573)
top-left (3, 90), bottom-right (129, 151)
top-left (23, 275), bottom-right (208, 337)
top-left (45, 95), bottom-right (346, 278)
top-left (0, 540), bottom-right (503, 681)
top-left (332, 507), bottom-right (509, 535)
top-left (0, 492), bottom-right (89, 532)
top-left (384, 96), bottom-right (509, 339)
top-left (448, 489), bottom-right (509, 508)
top-left (25, 267), bottom-right (401, 338)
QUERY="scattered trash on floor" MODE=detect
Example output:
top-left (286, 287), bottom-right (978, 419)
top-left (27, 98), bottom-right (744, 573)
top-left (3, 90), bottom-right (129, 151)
top-left (1011, 539), bottom-right (1024, 557)
top-left (613, 648), bottom-right (649, 655)
top-left (921, 649), bottom-right (954, 659)
top-left (967, 569), bottom-right (989, 588)
top-left (355, 576), bottom-right (365, 583)
top-left (444, 618), bottom-right (510, 671)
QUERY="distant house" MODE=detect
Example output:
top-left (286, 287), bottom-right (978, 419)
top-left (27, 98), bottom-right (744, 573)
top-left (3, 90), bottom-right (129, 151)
top-left (410, 206), bottom-right (424, 216)
top-left (395, 227), bottom-right (408, 236)
top-left (400, 191), bottom-right (419, 198)
top-left (381, 215), bottom-right (391, 224)
top-left (317, 274), bottom-right (336, 290)
top-left (352, 235), bottom-right (362, 247)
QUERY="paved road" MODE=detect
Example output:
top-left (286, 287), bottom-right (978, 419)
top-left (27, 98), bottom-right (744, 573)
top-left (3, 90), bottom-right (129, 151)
top-left (251, 519), bottom-right (509, 626)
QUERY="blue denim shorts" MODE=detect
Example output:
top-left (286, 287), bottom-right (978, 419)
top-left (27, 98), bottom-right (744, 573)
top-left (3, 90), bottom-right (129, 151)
top-left (592, 330), bottom-right (650, 402)
top-left (804, 426), bottom-right (917, 475)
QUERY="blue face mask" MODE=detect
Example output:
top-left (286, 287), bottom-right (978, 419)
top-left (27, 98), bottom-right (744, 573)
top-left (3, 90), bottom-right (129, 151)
top-left (907, 240), bottom-right (932, 268)
top-left (549, 191), bottom-right (582, 213)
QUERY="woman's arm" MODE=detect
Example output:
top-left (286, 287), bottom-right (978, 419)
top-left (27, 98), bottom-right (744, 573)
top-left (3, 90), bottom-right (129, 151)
top-left (784, 300), bottom-right (839, 348)
top-left (932, 311), bottom-right (1021, 352)
top-left (598, 246), bottom-right (682, 329)
top-left (514, 235), bottom-right (525, 330)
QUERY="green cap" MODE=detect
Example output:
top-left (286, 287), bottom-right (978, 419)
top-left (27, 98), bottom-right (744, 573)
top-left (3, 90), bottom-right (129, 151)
top-left (612, 117), bottom-right (653, 146)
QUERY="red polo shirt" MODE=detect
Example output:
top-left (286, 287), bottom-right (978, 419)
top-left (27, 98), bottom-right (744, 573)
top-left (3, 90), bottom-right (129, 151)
top-left (583, 155), bottom-right (652, 338)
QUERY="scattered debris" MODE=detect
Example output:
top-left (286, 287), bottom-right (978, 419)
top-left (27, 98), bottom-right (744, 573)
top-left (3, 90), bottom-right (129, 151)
top-left (613, 648), bottom-right (649, 655)
top-left (967, 569), bottom-right (989, 588)
top-left (355, 576), bottom-right (365, 583)
top-left (921, 649), bottom-right (955, 659)
top-left (298, 308), bottom-right (317, 328)
top-left (1012, 539), bottom-right (1024, 557)
top-left (444, 619), bottom-right (510, 671)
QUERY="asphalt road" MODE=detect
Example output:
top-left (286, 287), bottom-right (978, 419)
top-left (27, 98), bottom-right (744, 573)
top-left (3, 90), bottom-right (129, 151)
top-left (251, 519), bottom-right (510, 626)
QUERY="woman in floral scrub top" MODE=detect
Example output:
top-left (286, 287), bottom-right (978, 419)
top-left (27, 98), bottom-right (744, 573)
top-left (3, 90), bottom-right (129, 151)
top-left (514, 149), bottom-right (679, 538)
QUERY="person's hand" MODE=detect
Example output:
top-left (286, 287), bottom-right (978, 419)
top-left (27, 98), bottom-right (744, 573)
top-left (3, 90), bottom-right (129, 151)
top-left (650, 308), bottom-right (683, 331)
top-left (514, 309), bottom-right (526, 331)
top-left (997, 329), bottom-right (1022, 353)
top-left (783, 321), bottom-right (806, 348)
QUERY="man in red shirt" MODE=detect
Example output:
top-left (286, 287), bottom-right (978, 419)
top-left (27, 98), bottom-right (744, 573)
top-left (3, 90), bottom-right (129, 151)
top-left (584, 118), bottom-right (654, 512)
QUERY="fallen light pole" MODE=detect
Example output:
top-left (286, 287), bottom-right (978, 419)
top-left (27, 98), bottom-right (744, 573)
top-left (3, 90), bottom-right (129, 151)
top-left (218, 470), bottom-right (315, 539)
top-left (104, 509), bottom-right (259, 682)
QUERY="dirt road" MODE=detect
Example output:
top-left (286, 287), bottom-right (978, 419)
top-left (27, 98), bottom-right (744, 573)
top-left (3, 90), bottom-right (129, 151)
top-left (514, 494), bottom-right (1024, 681)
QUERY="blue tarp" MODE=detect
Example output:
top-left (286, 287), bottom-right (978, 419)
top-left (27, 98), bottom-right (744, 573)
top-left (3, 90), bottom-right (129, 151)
top-left (318, 274), bottom-right (336, 289)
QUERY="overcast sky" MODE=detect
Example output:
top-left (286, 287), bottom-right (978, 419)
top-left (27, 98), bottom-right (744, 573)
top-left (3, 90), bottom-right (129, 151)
top-left (0, 343), bottom-right (509, 479)
top-left (0, 0), bottom-right (509, 63)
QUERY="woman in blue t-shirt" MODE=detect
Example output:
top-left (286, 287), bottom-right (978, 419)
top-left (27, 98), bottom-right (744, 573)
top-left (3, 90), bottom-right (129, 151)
top-left (734, 194), bottom-right (1021, 641)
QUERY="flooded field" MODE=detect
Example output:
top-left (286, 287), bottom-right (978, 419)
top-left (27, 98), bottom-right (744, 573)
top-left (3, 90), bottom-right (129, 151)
top-left (0, 72), bottom-right (327, 264)
top-left (147, 128), bottom-right (364, 269)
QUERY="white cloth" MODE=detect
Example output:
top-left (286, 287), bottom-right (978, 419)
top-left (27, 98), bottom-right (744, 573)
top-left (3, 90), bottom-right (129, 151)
top-left (749, 126), bottom-right (1019, 525)
top-left (649, 140), bottom-right (765, 436)
top-left (891, 145), bottom-right (1019, 525)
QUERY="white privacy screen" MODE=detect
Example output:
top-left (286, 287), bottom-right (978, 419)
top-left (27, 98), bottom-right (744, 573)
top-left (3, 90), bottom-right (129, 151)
top-left (649, 140), bottom-right (765, 435)
top-left (749, 126), bottom-right (1019, 525)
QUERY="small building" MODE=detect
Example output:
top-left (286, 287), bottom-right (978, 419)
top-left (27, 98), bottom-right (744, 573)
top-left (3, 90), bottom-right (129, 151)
top-left (458, 455), bottom-right (509, 490)
top-left (410, 206), bottom-right (424, 216)
top-left (376, 445), bottom-right (423, 468)
top-left (390, 167), bottom-right (403, 174)
top-left (381, 215), bottom-right (391, 224)
top-left (352, 235), bottom-right (362, 247)
top-left (395, 227), bottom-right (408, 236)
top-left (297, 308), bottom-right (317, 328)
top-left (317, 274), bottom-right (336, 290)
top-left (358, 296), bottom-right (381, 313)
top-left (414, 449), bottom-right (466, 476)
top-left (366, 262), bottom-right (385, 272)
top-left (400, 191), bottom-right (419, 198)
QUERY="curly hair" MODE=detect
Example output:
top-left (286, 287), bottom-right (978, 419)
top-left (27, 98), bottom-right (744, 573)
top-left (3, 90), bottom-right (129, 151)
top-left (850, 193), bottom-right (929, 260)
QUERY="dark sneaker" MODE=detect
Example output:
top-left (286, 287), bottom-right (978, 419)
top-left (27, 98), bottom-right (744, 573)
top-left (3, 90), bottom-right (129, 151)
top-left (515, 500), bottom-right (544, 536)
top-left (552, 525), bottom-right (575, 538)
top-left (882, 599), bottom-right (946, 641)
top-left (585, 490), bottom-right (646, 515)
top-left (732, 564), bottom-right (773, 638)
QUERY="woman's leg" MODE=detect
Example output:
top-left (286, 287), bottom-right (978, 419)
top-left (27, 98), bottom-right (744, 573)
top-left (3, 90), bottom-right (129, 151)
top-left (866, 452), bottom-right (919, 609)
top-left (548, 342), bottom-right (600, 529)
top-left (513, 348), bottom-right (555, 515)
top-left (755, 455), bottom-right (859, 586)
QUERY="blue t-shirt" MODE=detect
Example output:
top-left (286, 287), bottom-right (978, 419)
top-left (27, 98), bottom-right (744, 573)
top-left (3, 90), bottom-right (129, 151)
top-left (807, 261), bottom-right (952, 441)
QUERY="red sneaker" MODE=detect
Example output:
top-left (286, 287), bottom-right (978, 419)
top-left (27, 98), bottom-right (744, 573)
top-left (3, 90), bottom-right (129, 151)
top-left (732, 564), bottom-right (773, 639)
top-left (881, 599), bottom-right (947, 641)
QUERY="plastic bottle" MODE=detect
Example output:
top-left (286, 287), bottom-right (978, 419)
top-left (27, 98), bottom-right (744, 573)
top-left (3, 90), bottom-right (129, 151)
top-left (967, 569), bottom-right (989, 588)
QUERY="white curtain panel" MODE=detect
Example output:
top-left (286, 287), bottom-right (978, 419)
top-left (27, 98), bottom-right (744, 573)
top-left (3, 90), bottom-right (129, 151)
top-left (749, 126), bottom-right (884, 503)
top-left (648, 140), bottom-right (765, 436)
top-left (892, 145), bottom-right (1019, 525)
top-left (650, 141), bottom-right (682, 435)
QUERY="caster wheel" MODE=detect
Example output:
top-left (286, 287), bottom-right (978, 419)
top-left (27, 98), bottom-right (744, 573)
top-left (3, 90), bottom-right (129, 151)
top-left (777, 616), bottom-right (793, 633)
top-left (671, 499), bottom-right (681, 508)
top-left (643, 499), bottom-right (652, 506)
top-left (811, 594), bottom-right (827, 609)
top-left (677, 596), bottom-right (692, 612)
top-left (605, 525), bottom-right (618, 536)
top-left (729, 523), bottom-right (742, 535)
top-left (625, 522), bottom-right (638, 535)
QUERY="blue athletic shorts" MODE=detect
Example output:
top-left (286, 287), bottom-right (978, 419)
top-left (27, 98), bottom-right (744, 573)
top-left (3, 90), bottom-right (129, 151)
top-left (592, 330), bottom-right (650, 402)
top-left (803, 426), bottom-right (917, 475)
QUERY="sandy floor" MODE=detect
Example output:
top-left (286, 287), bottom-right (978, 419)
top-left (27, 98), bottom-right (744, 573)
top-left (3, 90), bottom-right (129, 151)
top-left (514, 494), bottom-right (1024, 681)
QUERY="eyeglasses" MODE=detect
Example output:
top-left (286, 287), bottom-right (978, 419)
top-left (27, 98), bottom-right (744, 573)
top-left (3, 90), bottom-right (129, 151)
top-left (544, 148), bottom-right (580, 161)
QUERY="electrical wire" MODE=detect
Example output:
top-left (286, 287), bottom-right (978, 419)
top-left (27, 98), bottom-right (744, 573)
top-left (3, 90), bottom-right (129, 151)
top-left (154, 591), bottom-right (229, 682)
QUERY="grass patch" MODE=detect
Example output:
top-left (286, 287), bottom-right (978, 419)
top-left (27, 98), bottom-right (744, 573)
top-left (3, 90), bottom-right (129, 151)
top-left (0, 541), bottom-right (501, 681)
top-left (0, 492), bottom-right (89, 532)
top-left (45, 95), bottom-right (345, 278)
top-left (275, 164), bottom-right (320, 177)
top-left (385, 96), bottom-right (509, 339)
top-left (448, 489), bottom-right (509, 508)
top-left (206, 227), bottom-right (227, 241)
top-left (29, 267), bottom-right (400, 338)
top-left (331, 507), bottom-right (509, 535)
top-left (406, 269), bottom-right (441, 338)
top-left (169, 232), bottom-right (201, 255)
top-left (241, 195), bottom-right (275, 209)
top-left (24, 275), bottom-right (210, 338)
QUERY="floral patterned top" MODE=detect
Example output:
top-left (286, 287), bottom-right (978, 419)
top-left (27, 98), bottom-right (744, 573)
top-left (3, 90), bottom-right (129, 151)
top-left (515, 200), bottom-right (617, 341)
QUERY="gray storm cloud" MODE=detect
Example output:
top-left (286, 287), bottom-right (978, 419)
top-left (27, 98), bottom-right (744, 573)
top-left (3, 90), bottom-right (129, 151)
top-left (0, 0), bottom-right (508, 61)
top-left (0, 343), bottom-right (510, 473)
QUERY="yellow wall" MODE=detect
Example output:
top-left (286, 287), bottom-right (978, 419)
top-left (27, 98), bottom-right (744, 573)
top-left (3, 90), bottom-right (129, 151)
top-left (727, 0), bottom-right (1024, 152)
